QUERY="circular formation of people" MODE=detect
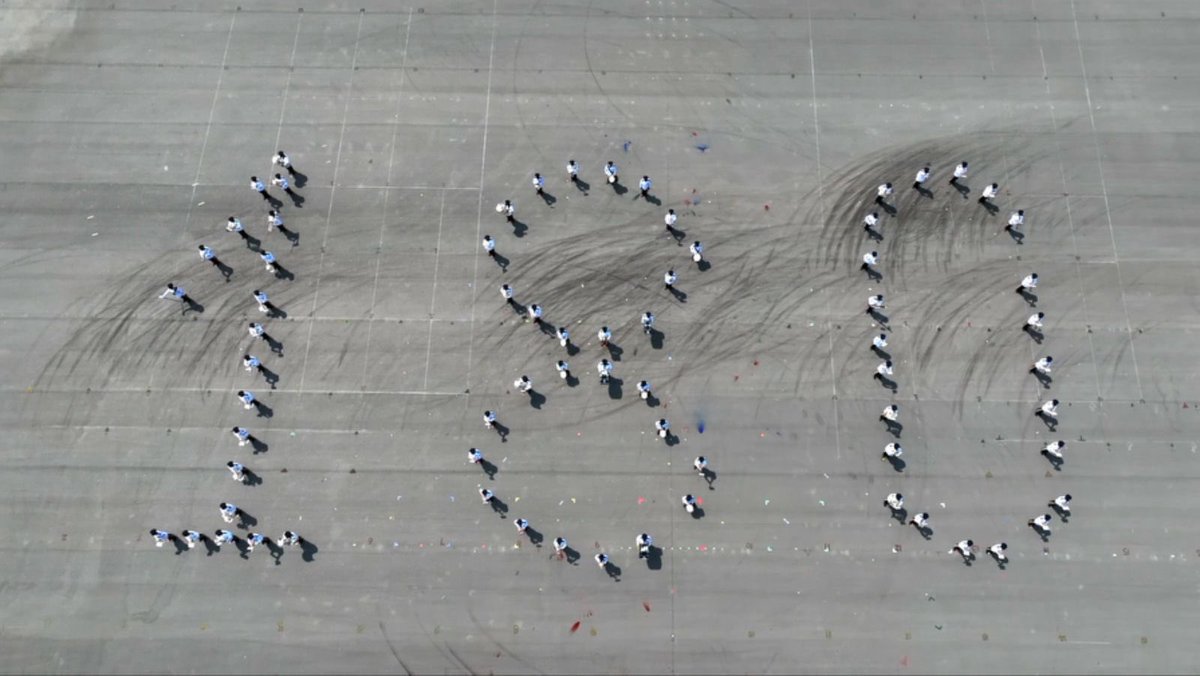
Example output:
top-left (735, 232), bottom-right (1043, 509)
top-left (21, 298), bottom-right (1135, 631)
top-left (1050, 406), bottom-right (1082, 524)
top-left (148, 153), bottom-right (1071, 571)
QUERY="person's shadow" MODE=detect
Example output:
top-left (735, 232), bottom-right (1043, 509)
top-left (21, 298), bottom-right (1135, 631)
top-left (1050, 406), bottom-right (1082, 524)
top-left (648, 329), bottom-right (665, 350)
top-left (170, 535), bottom-right (189, 555)
top-left (612, 181), bottom-right (628, 196)
top-left (882, 419), bottom-right (902, 438)
top-left (864, 226), bottom-right (883, 242)
top-left (667, 286), bottom-right (688, 303)
top-left (644, 545), bottom-right (663, 570)
top-left (915, 185), bottom-right (934, 199)
top-left (181, 298), bottom-right (204, 315)
top-left (539, 191), bottom-right (557, 207)
top-left (265, 539), bottom-right (284, 565)
top-left (1023, 326), bottom-right (1044, 344)
top-left (523, 526), bottom-right (544, 548)
top-left (697, 259), bottom-right (712, 272)
top-left (883, 454), bottom-right (906, 473)
top-left (989, 550), bottom-right (1008, 570)
top-left (1049, 503), bottom-right (1070, 524)
top-left (300, 538), bottom-right (319, 562)
top-left (879, 201), bottom-right (897, 217)
top-left (528, 390), bottom-right (546, 410)
top-left (478, 458), bottom-right (498, 480)
top-left (287, 192), bottom-right (305, 208)
top-left (687, 505), bottom-right (705, 519)
top-left (887, 505), bottom-right (907, 524)
top-left (1035, 411), bottom-right (1058, 431)
top-left (864, 268), bottom-right (883, 282)
top-left (663, 431), bottom-right (679, 447)
top-left (260, 366), bottom-right (281, 389)
top-left (601, 560), bottom-right (622, 581)
top-left (980, 200), bottom-right (1000, 215)
top-left (235, 537), bottom-right (252, 559)
top-left (242, 468), bottom-right (264, 486)
top-left (267, 195), bottom-right (285, 210)
top-left (492, 252), bottom-right (510, 272)
top-left (252, 401), bottom-right (274, 419)
top-left (644, 393), bottom-right (660, 408)
top-left (510, 219), bottom-right (528, 238)
top-left (572, 177), bottom-right (590, 194)
top-left (951, 181), bottom-right (971, 199)
top-left (867, 309), bottom-right (890, 327)
top-left (1007, 228), bottom-right (1025, 245)
top-left (563, 373), bottom-right (579, 388)
top-left (561, 546), bottom-right (581, 564)
top-left (242, 234), bottom-right (262, 251)
top-left (665, 225), bottom-right (686, 246)
top-left (1031, 369), bottom-right (1053, 389)
top-left (492, 421), bottom-right (510, 443)
top-left (1040, 448), bottom-right (1064, 471)
top-left (1030, 523), bottom-right (1051, 542)
top-left (912, 522), bottom-right (932, 540)
top-left (607, 377), bottom-right (623, 400)
top-left (606, 341), bottom-right (623, 362)
top-left (249, 438), bottom-right (269, 455)
top-left (215, 261), bottom-right (235, 281)
top-left (875, 374), bottom-right (898, 393)
top-left (266, 337), bottom-right (285, 357)
top-left (700, 467), bottom-right (717, 489)
top-left (291, 170), bottom-right (308, 189)
top-left (1017, 289), bottom-right (1038, 306)
top-left (201, 534), bottom-right (221, 557)
top-left (644, 194), bottom-right (662, 207)
top-left (272, 263), bottom-right (296, 281)
top-left (263, 305), bottom-right (287, 320)
top-left (236, 509), bottom-right (257, 530)
top-left (871, 346), bottom-right (892, 360)
top-left (489, 496), bottom-right (509, 518)
top-left (565, 342), bottom-right (580, 357)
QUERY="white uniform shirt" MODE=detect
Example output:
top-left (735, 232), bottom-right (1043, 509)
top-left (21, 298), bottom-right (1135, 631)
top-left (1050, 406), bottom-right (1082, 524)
top-left (271, 175), bottom-right (290, 190)
top-left (1034, 357), bottom-right (1052, 373)
top-left (665, 211), bottom-right (677, 227)
top-left (689, 242), bottom-right (703, 256)
top-left (566, 161), bottom-right (578, 177)
top-left (556, 361), bottom-right (569, 374)
top-left (597, 361), bottom-right (612, 376)
top-left (877, 362), bottom-right (893, 376)
top-left (199, 246), bottom-right (215, 260)
top-left (226, 218), bottom-right (244, 233)
top-left (873, 334), bottom-right (888, 349)
top-left (248, 324), bottom-right (264, 337)
top-left (953, 163), bottom-right (968, 179)
top-left (864, 213), bottom-right (879, 228)
top-left (500, 285), bottom-right (513, 300)
top-left (598, 328), bottom-right (612, 342)
top-left (664, 271), bottom-right (677, 285)
top-left (251, 179), bottom-right (266, 192)
top-left (273, 153), bottom-right (292, 168)
top-left (261, 251), bottom-right (276, 264)
top-left (863, 252), bottom-right (878, 266)
top-left (1027, 313), bottom-right (1044, 328)
top-left (877, 184), bottom-right (893, 198)
top-left (1041, 401), bottom-right (1059, 416)
top-left (604, 163), bottom-right (618, 178)
top-left (468, 448), bottom-right (483, 463)
top-left (868, 295), bottom-right (885, 309)
top-left (1032, 515), bottom-right (1051, 529)
top-left (956, 540), bottom-right (973, 555)
top-left (267, 212), bottom-right (284, 230)
top-left (884, 443), bottom-right (902, 457)
top-left (1044, 441), bottom-right (1064, 457)
top-left (529, 305), bottom-right (542, 319)
top-left (882, 405), bottom-right (899, 421)
top-left (239, 391), bottom-right (255, 405)
top-left (532, 175), bottom-right (544, 190)
top-left (989, 544), bottom-right (1007, 558)
top-left (482, 237), bottom-right (496, 252)
top-left (915, 168), bottom-right (930, 183)
top-left (639, 177), bottom-right (652, 191)
top-left (911, 513), bottom-right (929, 527)
top-left (637, 381), bottom-right (651, 393)
top-left (1021, 275), bottom-right (1038, 290)
top-left (1009, 212), bottom-right (1024, 228)
top-left (982, 184), bottom-right (998, 199)
top-left (885, 493), bottom-right (903, 509)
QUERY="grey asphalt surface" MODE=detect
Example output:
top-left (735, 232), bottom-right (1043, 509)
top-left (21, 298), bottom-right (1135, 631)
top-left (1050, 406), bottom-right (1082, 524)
top-left (2, 0), bottom-right (1199, 673)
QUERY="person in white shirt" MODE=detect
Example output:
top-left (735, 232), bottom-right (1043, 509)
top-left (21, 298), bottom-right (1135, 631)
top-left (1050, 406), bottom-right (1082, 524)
top-left (641, 312), bottom-right (655, 334)
top-left (655, 418), bottom-right (670, 439)
top-left (496, 200), bottom-right (515, 224)
top-left (467, 447), bottom-right (483, 464)
top-left (636, 533), bottom-right (653, 557)
top-left (181, 530), bottom-right (202, 549)
top-left (159, 283), bottom-right (191, 304)
top-left (247, 322), bottom-right (276, 346)
top-left (664, 209), bottom-right (678, 232)
top-left (1037, 399), bottom-right (1060, 420)
top-left (871, 333), bottom-right (888, 354)
top-left (1030, 356), bottom-right (1053, 376)
top-left (513, 517), bottom-right (529, 535)
top-left (226, 216), bottom-right (250, 242)
top-left (950, 539), bottom-right (974, 559)
top-left (273, 150), bottom-right (296, 177)
top-left (638, 175), bottom-right (653, 199)
top-left (1041, 440), bottom-right (1065, 460)
top-left (479, 488), bottom-right (495, 504)
top-left (252, 290), bottom-right (276, 315)
top-left (950, 161), bottom-right (968, 185)
top-left (245, 532), bottom-right (266, 552)
top-left (555, 326), bottom-right (571, 349)
top-left (266, 210), bottom-right (292, 237)
top-left (874, 360), bottom-right (894, 381)
top-left (988, 542), bottom-right (1008, 562)
top-left (863, 212), bottom-right (880, 234)
top-left (884, 492), bottom-right (904, 511)
top-left (681, 494), bottom-right (697, 513)
top-left (1028, 514), bottom-right (1052, 535)
top-left (566, 159), bottom-right (579, 183)
top-left (860, 251), bottom-right (879, 272)
top-left (874, 182), bottom-right (893, 205)
top-left (260, 250), bottom-right (277, 273)
top-left (231, 426), bottom-right (256, 447)
top-left (226, 461), bottom-right (246, 482)
top-left (482, 235), bottom-right (497, 258)
top-left (1005, 209), bottom-right (1024, 234)
top-left (219, 502), bottom-right (239, 523)
top-left (553, 537), bottom-right (568, 559)
top-left (597, 326), bottom-right (612, 348)
top-left (556, 360), bottom-right (571, 380)
top-left (597, 359), bottom-right (613, 384)
top-left (212, 529), bottom-right (236, 547)
top-left (149, 529), bottom-right (172, 548)
top-left (880, 404), bottom-right (899, 423)
top-left (693, 456), bottom-right (708, 475)
top-left (198, 245), bottom-right (224, 270)
top-left (594, 553), bottom-right (610, 568)
top-left (483, 410), bottom-right (497, 429)
top-left (236, 390), bottom-right (256, 410)
top-left (1050, 494), bottom-right (1072, 514)
top-left (636, 380), bottom-right (651, 400)
top-left (250, 176), bottom-right (273, 203)
top-left (532, 173), bottom-right (545, 196)
top-left (1024, 312), bottom-right (1045, 332)
top-left (513, 375), bottom-right (533, 393)
top-left (979, 182), bottom-right (999, 205)
top-left (913, 166), bottom-right (931, 191)
top-left (881, 442), bottom-right (902, 461)
top-left (1016, 273), bottom-right (1039, 294)
top-left (664, 270), bottom-right (678, 290)
top-left (278, 531), bottom-right (301, 547)
top-left (604, 161), bottom-right (619, 185)
top-left (527, 303), bottom-right (543, 325)
top-left (271, 173), bottom-right (296, 198)
top-left (909, 512), bottom-right (930, 530)
top-left (500, 283), bottom-right (516, 307)
top-left (866, 294), bottom-right (885, 314)
top-left (689, 241), bottom-right (704, 264)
